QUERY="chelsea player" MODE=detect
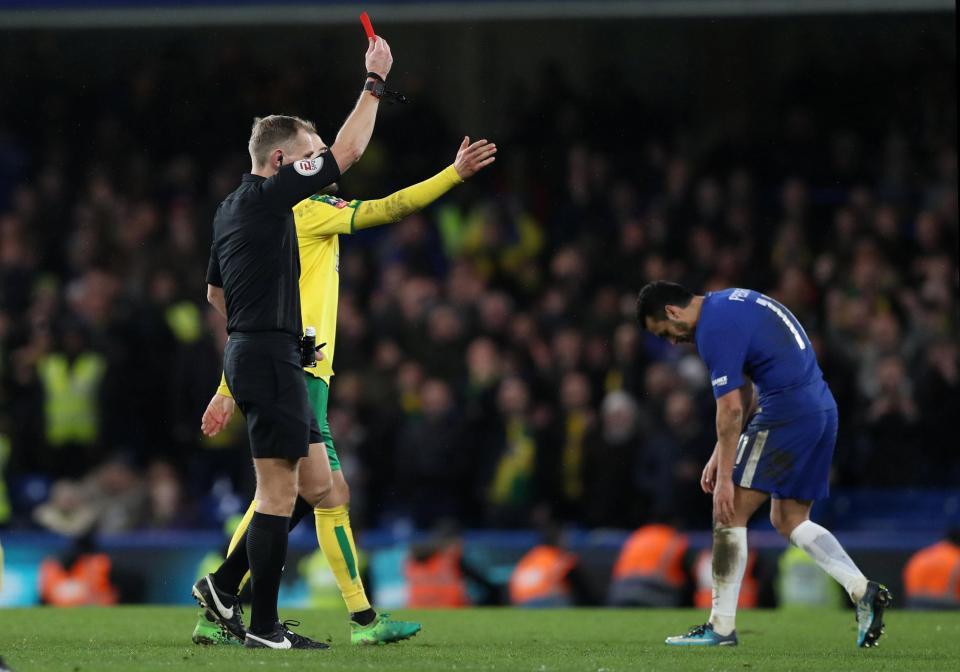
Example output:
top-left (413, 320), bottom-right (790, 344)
top-left (637, 281), bottom-right (891, 648)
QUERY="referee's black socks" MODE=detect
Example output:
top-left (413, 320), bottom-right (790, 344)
top-left (289, 495), bottom-right (314, 529)
top-left (213, 496), bottom-right (313, 596)
top-left (211, 531), bottom-right (250, 596)
top-left (246, 511), bottom-right (291, 635)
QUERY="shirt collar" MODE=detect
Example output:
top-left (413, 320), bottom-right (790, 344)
top-left (242, 173), bottom-right (266, 183)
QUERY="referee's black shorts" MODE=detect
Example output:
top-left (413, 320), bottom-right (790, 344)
top-left (223, 332), bottom-right (321, 460)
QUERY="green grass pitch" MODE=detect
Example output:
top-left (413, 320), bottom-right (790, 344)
top-left (1, 607), bottom-right (958, 671)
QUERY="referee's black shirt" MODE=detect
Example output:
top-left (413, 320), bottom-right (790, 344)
top-left (207, 155), bottom-right (340, 337)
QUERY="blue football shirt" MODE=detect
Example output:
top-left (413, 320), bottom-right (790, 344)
top-left (695, 288), bottom-right (836, 423)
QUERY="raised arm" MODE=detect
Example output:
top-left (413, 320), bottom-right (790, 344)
top-left (329, 37), bottom-right (394, 174)
top-left (353, 137), bottom-right (496, 230)
top-left (260, 38), bottom-right (393, 212)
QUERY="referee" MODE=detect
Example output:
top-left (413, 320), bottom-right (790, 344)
top-left (194, 37), bottom-right (393, 650)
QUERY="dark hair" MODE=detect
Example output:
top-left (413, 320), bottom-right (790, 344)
top-left (636, 281), bottom-right (694, 327)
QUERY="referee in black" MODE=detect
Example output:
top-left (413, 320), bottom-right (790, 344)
top-left (195, 37), bottom-right (393, 650)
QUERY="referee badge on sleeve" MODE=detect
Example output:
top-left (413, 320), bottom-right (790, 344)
top-left (294, 157), bottom-right (324, 176)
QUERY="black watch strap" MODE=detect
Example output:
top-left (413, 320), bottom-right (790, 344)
top-left (364, 79), bottom-right (386, 98)
top-left (366, 71), bottom-right (385, 83)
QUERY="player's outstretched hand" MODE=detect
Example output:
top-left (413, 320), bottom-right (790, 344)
top-left (366, 36), bottom-right (393, 81)
top-left (201, 393), bottom-right (236, 437)
top-left (454, 136), bottom-right (497, 179)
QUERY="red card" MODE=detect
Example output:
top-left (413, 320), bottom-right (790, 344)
top-left (360, 11), bottom-right (375, 39)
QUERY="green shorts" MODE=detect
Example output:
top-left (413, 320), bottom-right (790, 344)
top-left (304, 374), bottom-right (340, 471)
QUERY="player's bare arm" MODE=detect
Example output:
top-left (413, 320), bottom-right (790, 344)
top-left (329, 37), bottom-right (393, 173)
top-left (705, 379), bottom-right (755, 494)
top-left (249, 41), bottom-right (391, 213)
top-left (713, 389), bottom-right (744, 526)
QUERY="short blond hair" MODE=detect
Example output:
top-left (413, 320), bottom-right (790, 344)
top-left (248, 115), bottom-right (317, 167)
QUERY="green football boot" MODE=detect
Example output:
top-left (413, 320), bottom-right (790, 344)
top-left (192, 611), bottom-right (242, 646)
top-left (350, 613), bottom-right (421, 645)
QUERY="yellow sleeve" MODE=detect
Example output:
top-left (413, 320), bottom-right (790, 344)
top-left (293, 194), bottom-right (360, 239)
top-left (353, 165), bottom-right (463, 230)
top-left (217, 371), bottom-right (233, 399)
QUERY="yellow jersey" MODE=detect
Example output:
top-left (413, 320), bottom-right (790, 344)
top-left (293, 193), bottom-right (361, 383)
top-left (217, 164), bottom-right (462, 397)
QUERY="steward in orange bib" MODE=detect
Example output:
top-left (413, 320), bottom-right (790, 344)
top-left (509, 544), bottom-right (579, 607)
top-left (39, 553), bottom-right (118, 606)
top-left (904, 530), bottom-right (960, 610)
top-left (607, 524), bottom-right (689, 607)
top-left (405, 534), bottom-right (470, 608)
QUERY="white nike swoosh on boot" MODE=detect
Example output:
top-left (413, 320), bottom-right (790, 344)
top-left (205, 576), bottom-right (234, 619)
top-left (246, 632), bottom-right (292, 649)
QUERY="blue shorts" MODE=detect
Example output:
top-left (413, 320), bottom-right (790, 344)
top-left (732, 407), bottom-right (838, 501)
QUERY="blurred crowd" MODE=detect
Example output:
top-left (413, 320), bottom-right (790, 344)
top-left (0, 36), bottom-right (957, 536)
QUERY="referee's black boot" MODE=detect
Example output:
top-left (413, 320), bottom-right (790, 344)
top-left (244, 620), bottom-right (329, 650)
top-left (192, 574), bottom-right (246, 641)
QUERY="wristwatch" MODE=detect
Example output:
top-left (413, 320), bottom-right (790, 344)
top-left (364, 78), bottom-right (386, 99)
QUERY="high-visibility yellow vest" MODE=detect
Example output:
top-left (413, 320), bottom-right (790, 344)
top-left (38, 353), bottom-right (106, 446)
top-left (777, 545), bottom-right (843, 608)
top-left (299, 548), bottom-right (346, 610)
top-left (166, 301), bottom-right (202, 344)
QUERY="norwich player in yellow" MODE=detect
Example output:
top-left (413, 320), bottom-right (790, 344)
top-left (196, 133), bottom-right (497, 646)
